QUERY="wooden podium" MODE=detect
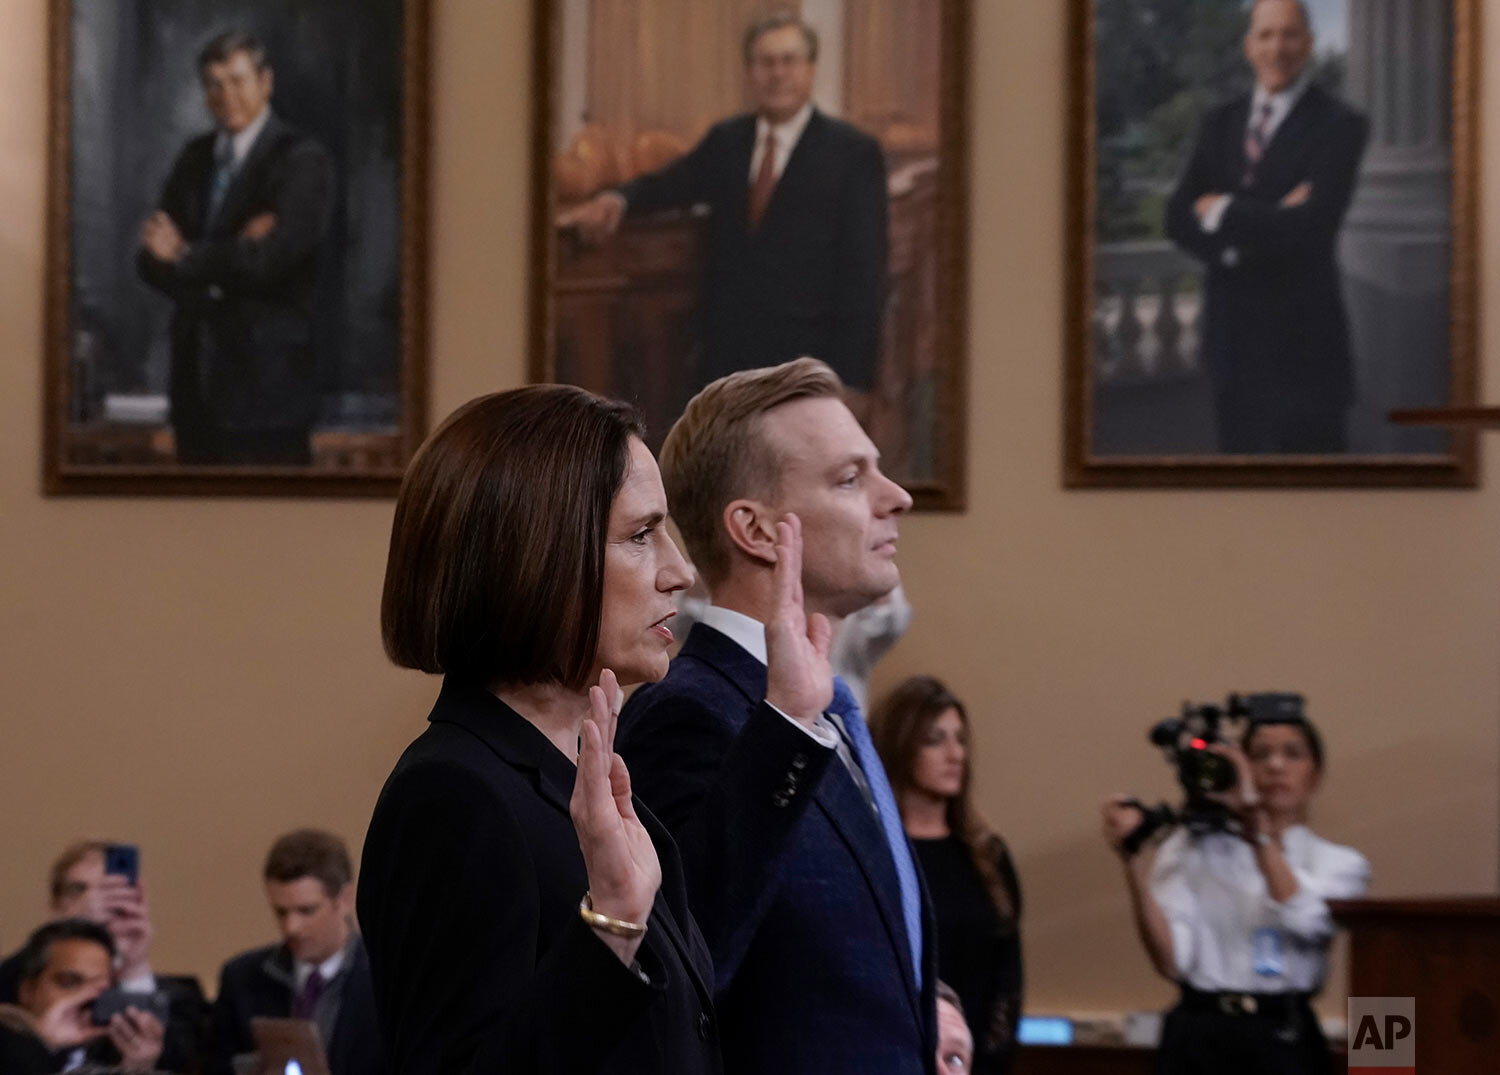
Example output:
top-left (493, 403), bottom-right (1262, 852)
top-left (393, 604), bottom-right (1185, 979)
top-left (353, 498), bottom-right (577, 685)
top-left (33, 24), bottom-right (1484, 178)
top-left (1330, 897), bottom-right (1500, 1069)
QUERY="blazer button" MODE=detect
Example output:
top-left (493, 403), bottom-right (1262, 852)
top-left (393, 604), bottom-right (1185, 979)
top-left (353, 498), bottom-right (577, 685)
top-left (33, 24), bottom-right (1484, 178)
top-left (791, 752), bottom-right (808, 771)
top-left (772, 790), bottom-right (791, 807)
top-left (697, 1011), bottom-right (713, 1040)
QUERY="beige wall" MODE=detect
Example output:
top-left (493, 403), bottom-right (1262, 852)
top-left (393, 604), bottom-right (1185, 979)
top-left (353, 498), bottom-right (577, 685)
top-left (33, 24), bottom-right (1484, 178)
top-left (2, 0), bottom-right (1497, 1019)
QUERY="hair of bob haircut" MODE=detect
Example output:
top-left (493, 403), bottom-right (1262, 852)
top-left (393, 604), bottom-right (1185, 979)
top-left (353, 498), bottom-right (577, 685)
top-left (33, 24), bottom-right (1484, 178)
top-left (382, 385), bottom-right (645, 690)
top-left (659, 357), bottom-right (842, 587)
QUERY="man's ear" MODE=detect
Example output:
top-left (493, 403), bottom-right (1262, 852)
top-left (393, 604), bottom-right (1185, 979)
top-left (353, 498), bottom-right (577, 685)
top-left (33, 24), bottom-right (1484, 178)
top-left (721, 498), bottom-right (779, 567)
top-left (336, 882), bottom-right (355, 917)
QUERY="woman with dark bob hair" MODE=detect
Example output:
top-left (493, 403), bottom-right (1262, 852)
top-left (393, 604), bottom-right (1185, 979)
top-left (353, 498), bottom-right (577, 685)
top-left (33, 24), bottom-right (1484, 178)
top-left (871, 676), bottom-right (1023, 1074)
top-left (359, 385), bottom-right (832, 1074)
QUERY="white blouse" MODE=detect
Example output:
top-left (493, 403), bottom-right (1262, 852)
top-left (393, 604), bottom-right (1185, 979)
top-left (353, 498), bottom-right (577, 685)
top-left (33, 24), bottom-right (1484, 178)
top-left (1150, 825), bottom-right (1370, 993)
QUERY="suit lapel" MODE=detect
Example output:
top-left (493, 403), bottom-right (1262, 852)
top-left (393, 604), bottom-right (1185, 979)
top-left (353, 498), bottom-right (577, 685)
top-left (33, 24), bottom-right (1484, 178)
top-left (1223, 96), bottom-right (1253, 188)
top-left (728, 115), bottom-right (757, 236)
top-left (813, 756), bottom-right (924, 1021)
top-left (210, 114), bottom-right (284, 236)
top-left (1258, 83), bottom-right (1320, 173)
top-left (753, 109), bottom-right (824, 234)
top-left (681, 624), bottom-right (924, 1018)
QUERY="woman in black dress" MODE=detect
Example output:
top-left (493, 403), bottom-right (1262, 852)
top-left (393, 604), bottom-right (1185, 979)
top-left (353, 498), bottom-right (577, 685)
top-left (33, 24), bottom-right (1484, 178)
top-left (873, 676), bottom-right (1023, 1075)
top-left (359, 385), bottom-right (831, 1074)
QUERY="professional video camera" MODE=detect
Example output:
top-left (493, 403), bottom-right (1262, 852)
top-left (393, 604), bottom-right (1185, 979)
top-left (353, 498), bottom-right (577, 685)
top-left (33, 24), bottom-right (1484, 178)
top-left (1119, 692), bottom-right (1305, 854)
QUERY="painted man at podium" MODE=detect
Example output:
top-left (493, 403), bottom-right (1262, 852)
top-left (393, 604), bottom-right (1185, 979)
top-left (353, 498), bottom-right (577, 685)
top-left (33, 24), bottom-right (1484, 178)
top-left (563, 13), bottom-right (888, 396)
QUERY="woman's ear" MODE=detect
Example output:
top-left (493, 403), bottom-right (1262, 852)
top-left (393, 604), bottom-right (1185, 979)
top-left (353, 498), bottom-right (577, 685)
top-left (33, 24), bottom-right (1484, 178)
top-left (721, 498), bottom-right (779, 566)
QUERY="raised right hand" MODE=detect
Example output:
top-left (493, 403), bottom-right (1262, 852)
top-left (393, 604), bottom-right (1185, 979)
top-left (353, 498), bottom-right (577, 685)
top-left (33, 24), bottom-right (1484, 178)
top-left (569, 668), bottom-right (661, 964)
top-left (764, 514), bottom-right (834, 724)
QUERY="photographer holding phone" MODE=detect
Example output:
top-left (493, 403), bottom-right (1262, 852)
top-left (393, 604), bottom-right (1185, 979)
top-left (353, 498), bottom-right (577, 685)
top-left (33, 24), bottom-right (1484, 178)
top-left (0, 842), bottom-right (202, 1072)
top-left (1100, 710), bottom-right (1369, 1075)
top-left (0, 843), bottom-right (155, 1000)
top-left (0, 919), bottom-right (163, 1073)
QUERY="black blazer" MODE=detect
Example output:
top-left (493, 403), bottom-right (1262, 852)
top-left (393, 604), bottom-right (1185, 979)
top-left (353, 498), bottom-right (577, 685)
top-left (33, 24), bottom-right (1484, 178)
top-left (357, 678), bottom-right (721, 1075)
top-left (137, 113), bottom-right (333, 433)
top-left (618, 625), bottom-right (937, 1075)
top-left (1164, 84), bottom-right (1368, 410)
top-left (206, 935), bottom-right (385, 1075)
top-left (617, 109), bottom-right (888, 391)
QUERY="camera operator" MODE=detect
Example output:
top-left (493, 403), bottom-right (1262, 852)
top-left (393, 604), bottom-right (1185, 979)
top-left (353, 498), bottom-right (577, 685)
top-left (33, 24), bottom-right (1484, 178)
top-left (1100, 711), bottom-right (1369, 1075)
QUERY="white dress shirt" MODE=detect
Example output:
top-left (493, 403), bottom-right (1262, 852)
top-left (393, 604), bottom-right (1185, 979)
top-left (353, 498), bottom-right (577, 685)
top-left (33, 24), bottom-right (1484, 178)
top-left (1150, 825), bottom-right (1369, 993)
top-left (747, 102), bottom-right (815, 184)
top-left (293, 945), bottom-right (346, 993)
top-left (215, 106), bottom-right (272, 169)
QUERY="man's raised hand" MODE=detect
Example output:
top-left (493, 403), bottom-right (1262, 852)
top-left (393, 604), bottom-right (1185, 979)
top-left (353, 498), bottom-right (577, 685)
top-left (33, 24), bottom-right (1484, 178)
top-left (765, 514), bottom-right (834, 725)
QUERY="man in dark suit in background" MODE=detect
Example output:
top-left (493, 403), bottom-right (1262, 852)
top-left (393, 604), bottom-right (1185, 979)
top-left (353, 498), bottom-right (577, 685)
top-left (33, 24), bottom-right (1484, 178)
top-left (564, 13), bottom-right (888, 397)
top-left (208, 829), bottom-right (385, 1075)
top-left (1165, 0), bottom-right (1368, 453)
top-left (617, 358), bottom-right (935, 1075)
top-left (138, 30), bottom-right (333, 465)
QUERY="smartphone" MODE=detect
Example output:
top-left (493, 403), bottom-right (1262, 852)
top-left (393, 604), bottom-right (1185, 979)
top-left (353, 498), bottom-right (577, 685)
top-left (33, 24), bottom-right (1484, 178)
top-left (90, 986), bottom-right (170, 1026)
top-left (103, 843), bottom-right (140, 886)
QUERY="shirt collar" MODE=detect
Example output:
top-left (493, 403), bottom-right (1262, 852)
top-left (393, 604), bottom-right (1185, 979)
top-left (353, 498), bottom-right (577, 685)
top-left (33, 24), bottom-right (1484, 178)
top-left (697, 604), bottom-right (768, 665)
top-left (756, 102), bottom-right (814, 151)
top-left (1251, 70), bottom-right (1312, 117)
top-left (218, 106), bottom-right (272, 167)
top-left (293, 941), bottom-right (347, 991)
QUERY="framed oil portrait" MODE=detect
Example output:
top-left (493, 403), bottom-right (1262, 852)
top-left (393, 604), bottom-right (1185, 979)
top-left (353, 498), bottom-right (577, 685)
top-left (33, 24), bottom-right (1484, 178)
top-left (43, 0), bottom-right (429, 496)
top-left (1065, 0), bottom-right (1478, 487)
top-left (529, 0), bottom-right (971, 510)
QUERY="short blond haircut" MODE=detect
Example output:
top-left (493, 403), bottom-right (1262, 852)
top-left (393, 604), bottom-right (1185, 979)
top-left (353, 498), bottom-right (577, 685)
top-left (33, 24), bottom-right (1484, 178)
top-left (660, 358), bottom-right (843, 586)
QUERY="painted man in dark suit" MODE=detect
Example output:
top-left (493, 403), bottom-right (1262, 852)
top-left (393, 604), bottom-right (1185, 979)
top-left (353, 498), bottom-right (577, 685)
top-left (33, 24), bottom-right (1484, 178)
top-left (138, 31), bottom-right (333, 465)
top-left (208, 830), bottom-right (385, 1075)
top-left (565, 14), bottom-right (888, 397)
top-left (1165, 0), bottom-right (1368, 453)
top-left (617, 359), bottom-right (936, 1074)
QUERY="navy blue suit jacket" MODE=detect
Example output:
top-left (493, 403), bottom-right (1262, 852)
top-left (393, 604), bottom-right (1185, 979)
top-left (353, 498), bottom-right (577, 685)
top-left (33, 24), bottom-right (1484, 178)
top-left (615, 109), bottom-right (888, 391)
top-left (618, 625), bottom-right (937, 1075)
top-left (1164, 83), bottom-right (1368, 413)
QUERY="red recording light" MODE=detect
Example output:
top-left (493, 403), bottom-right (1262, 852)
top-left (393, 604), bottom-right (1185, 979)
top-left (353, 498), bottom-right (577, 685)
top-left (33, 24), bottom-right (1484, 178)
top-left (1190, 738), bottom-right (1207, 749)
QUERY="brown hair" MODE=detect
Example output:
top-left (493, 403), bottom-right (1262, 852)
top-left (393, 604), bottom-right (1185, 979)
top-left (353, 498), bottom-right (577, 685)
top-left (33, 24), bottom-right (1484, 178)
top-left (659, 358), bottom-right (841, 586)
top-left (742, 12), bottom-right (819, 64)
top-left (871, 675), bottom-right (1016, 924)
top-left (198, 30), bottom-right (268, 74)
top-left (48, 841), bottom-right (107, 905)
top-left (263, 829), bottom-right (353, 898)
top-left (382, 385), bottom-right (644, 690)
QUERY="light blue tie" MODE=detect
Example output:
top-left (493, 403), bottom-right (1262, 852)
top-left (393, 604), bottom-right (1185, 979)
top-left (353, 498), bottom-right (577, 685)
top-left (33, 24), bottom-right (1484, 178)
top-left (830, 675), bottom-right (923, 989)
top-left (206, 138), bottom-right (235, 224)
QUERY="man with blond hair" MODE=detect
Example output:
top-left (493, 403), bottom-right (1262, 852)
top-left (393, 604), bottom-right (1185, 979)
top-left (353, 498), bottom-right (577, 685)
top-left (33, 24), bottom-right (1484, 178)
top-left (618, 358), bottom-right (933, 1074)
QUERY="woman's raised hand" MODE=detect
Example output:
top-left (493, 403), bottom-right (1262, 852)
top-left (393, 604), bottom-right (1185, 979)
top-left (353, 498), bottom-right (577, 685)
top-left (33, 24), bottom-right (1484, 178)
top-left (764, 514), bottom-right (834, 725)
top-left (569, 668), bottom-right (662, 964)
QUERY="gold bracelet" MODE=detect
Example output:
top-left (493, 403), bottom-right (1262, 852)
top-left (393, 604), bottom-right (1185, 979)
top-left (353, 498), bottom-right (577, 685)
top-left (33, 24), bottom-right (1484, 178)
top-left (578, 892), bottom-right (647, 939)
